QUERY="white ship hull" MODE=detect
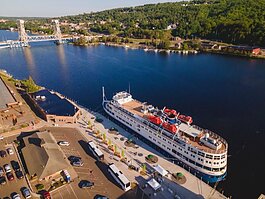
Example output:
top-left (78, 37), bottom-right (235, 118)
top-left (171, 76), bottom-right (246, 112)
top-left (103, 99), bottom-right (227, 183)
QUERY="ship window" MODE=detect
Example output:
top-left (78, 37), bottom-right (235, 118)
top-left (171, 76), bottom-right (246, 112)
top-left (162, 144), bottom-right (166, 147)
top-left (196, 162), bottom-right (203, 168)
top-left (153, 138), bottom-right (156, 141)
top-left (172, 149), bottom-right (177, 154)
top-left (212, 168), bottom-right (220, 172)
top-left (198, 151), bottom-right (205, 157)
top-left (167, 147), bottom-right (170, 150)
top-left (149, 136), bottom-right (152, 139)
top-left (189, 159), bottom-right (195, 165)
top-left (206, 154), bottom-right (213, 159)
top-left (163, 138), bottom-right (166, 141)
top-left (158, 135), bottom-right (161, 138)
top-left (203, 166), bottom-right (212, 171)
top-left (221, 155), bottom-right (225, 159)
top-left (214, 156), bottom-right (220, 160)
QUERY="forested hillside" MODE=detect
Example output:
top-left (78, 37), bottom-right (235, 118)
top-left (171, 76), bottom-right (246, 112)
top-left (61, 0), bottom-right (265, 46)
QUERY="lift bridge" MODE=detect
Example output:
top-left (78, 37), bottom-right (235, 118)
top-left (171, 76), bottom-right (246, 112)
top-left (0, 19), bottom-right (77, 48)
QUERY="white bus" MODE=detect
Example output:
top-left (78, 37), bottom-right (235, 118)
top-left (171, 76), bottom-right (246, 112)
top-left (88, 141), bottom-right (104, 161)
top-left (108, 163), bottom-right (131, 191)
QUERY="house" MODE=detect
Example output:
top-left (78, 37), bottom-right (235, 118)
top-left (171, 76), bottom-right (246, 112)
top-left (225, 46), bottom-right (261, 55)
top-left (22, 131), bottom-right (72, 181)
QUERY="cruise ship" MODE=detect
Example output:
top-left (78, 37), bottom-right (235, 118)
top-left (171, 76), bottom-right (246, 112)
top-left (102, 88), bottom-right (228, 183)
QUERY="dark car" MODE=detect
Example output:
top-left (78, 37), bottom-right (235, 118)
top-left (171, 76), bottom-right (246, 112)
top-left (0, 150), bottom-right (7, 158)
top-left (79, 180), bottom-right (94, 188)
top-left (0, 176), bottom-right (7, 185)
top-left (41, 191), bottom-right (51, 199)
top-left (94, 195), bottom-right (109, 199)
top-left (6, 172), bottom-right (14, 181)
top-left (15, 170), bottom-right (24, 179)
top-left (11, 160), bottom-right (20, 171)
top-left (68, 156), bottom-right (81, 163)
top-left (72, 160), bottom-right (84, 167)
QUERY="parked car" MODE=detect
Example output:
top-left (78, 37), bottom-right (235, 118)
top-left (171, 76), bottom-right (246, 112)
top-left (79, 180), bottom-right (94, 188)
top-left (68, 156), bottom-right (81, 163)
top-left (0, 150), bottom-right (7, 158)
top-left (22, 187), bottom-right (31, 199)
top-left (94, 195), bottom-right (109, 199)
top-left (4, 164), bottom-right (11, 172)
top-left (6, 172), bottom-right (14, 181)
top-left (15, 170), bottom-right (24, 179)
top-left (12, 193), bottom-right (21, 199)
top-left (0, 176), bottom-right (6, 185)
top-left (41, 191), bottom-right (51, 199)
top-left (11, 160), bottom-right (20, 171)
top-left (0, 135), bottom-right (4, 140)
top-left (72, 160), bottom-right (84, 167)
top-left (0, 166), bottom-right (4, 176)
top-left (7, 148), bottom-right (14, 155)
top-left (58, 141), bottom-right (69, 146)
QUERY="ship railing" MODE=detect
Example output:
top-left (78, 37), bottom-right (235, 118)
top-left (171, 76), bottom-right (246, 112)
top-left (202, 129), bottom-right (228, 148)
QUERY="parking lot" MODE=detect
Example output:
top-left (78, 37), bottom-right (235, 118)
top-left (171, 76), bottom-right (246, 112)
top-left (0, 138), bottom-right (33, 199)
top-left (41, 127), bottom-right (125, 199)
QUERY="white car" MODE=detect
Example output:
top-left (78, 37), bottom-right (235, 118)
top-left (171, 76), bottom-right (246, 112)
top-left (7, 148), bottom-right (14, 155)
top-left (0, 135), bottom-right (4, 140)
top-left (12, 193), bottom-right (21, 199)
top-left (58, 141), bottom-right (70, 146)
top-left (4, 164), bottom-right (11, 173)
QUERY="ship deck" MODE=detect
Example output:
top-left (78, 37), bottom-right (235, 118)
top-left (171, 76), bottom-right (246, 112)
top-left (122, 100), bottom-right (227, 154)
top-left (122, 100), bottom-right (145, 117)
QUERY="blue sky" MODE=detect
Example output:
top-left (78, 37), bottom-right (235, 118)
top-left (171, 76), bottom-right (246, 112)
top-left (1, 0), bottom-right (178, 17)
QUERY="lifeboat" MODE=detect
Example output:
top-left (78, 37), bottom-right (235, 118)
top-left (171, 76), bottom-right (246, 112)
top-left (177, 115), bottom-right (193, 124)
top-left (162, 122), bottom-right (177, 133)
top-left (148, 115), bottom-right (162, 125)
top-left (164, 108), bottom-right (179, 116)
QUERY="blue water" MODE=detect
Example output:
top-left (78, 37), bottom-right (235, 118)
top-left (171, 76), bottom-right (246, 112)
top-left (0, 30), bottom-right (265, 198)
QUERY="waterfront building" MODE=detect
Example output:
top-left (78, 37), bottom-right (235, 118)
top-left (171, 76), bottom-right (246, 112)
top-left (28, 89), bottom-right (80, 124)
top-left (22, 130), bottom-right (72, 181)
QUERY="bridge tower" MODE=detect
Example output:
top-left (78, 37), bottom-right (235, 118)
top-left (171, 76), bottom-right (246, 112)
top-left (17, 20), bottom-right (29, 46)
top-left (52, 20), bottom-right (62, 44)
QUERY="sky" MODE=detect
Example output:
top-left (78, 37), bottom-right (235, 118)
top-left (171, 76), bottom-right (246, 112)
top-left (1, 0), bottom-right (178, 17)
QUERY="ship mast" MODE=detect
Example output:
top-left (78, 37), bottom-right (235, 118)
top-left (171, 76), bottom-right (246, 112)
top-left (102, 86), bottom-right (107, 102)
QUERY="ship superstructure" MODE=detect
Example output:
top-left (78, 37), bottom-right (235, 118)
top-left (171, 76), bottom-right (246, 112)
top-left (102, 89), bottom-right (228, 182)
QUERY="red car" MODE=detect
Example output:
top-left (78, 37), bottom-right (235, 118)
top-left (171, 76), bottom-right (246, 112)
top-left (42, 191), bottom-right (51, 199)
top-left (6, 172), bottom-right (14, 181)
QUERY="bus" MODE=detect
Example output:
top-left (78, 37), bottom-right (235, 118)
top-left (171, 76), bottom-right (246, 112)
top-left (88, 141), bottom-right (104, 161)
top-left (108, 163), bottom-right (131, 191)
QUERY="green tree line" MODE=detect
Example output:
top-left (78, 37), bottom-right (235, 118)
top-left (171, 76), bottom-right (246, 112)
top-left (60, 0), bottom-right (265, 46)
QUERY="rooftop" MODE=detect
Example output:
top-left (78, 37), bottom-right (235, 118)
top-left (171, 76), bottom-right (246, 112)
top-left (22, 131), bottom-right (71, 179)
top-left (32, 89), bottom-right (78, 116)
top-left (0, 76), bottom-right (16, 110)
